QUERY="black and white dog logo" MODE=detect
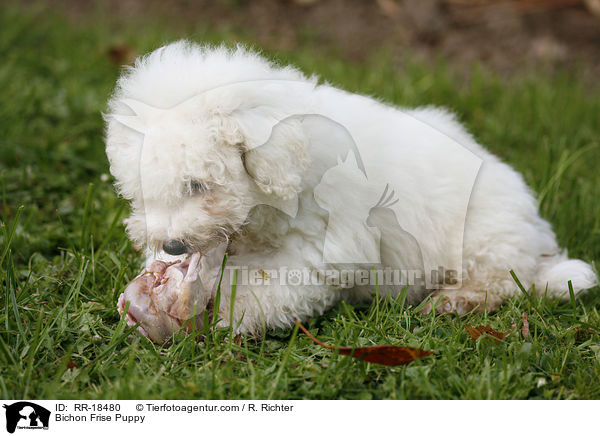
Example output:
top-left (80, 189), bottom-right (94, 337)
top-left (2, 402), bottom-right (50, 434)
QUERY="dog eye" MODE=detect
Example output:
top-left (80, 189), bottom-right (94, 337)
top-left (189, 180), bottom-right (208, 195)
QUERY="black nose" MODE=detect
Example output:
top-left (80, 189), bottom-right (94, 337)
top-left (162, 239), bottom-right (189, 255)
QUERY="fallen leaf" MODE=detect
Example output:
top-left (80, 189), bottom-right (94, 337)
top-left (296, 321), bottom-right (434, 366)
top-left (465, 324), bottom-right (512, 343)
top-left (233, 333), bottom-right (242, 346)
top-left (584, 0), bottom-right (600, 18)
top-left (107, 44), bottom-right (137, 66)
top-left (521, 312), bottom-right (530, 339)
top-left (292, 0), bottom-right (320, 6)
top-left (376, 0), bottom-right (402, 19)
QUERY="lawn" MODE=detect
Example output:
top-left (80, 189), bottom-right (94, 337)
top-left (1, 4), bottom-right (599, 400)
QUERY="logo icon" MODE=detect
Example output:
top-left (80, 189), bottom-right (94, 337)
top-left (2, 402), bottom-right (50, 434)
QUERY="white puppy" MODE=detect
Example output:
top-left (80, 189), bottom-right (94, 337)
top-left (105, 41), bottom-right (596, 335)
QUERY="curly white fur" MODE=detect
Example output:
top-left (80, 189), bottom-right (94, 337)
top-left (105, 41), bottom-right (597, 334)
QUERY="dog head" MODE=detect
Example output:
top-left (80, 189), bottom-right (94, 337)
top-left (105, 42), bottom-right (313, 256)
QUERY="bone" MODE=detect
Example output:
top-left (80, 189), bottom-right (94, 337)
top-left (117, 252), bottom-right (207, 343)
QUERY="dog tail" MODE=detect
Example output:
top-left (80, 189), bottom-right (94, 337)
top-left (534, 252), bottom-right (597, 299)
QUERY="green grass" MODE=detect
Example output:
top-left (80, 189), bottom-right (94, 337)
top-left (1, 5), bottom-right (599, 399)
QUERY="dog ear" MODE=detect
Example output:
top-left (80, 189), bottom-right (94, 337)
top-left (241, 116), bottom-right (310, 199)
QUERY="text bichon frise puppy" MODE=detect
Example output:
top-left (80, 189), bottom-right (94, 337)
top-left (105, 41), bottom-right (596, 339)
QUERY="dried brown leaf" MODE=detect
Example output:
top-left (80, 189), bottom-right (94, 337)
top-left (465, 324), bottom-right (512, 343)
top-left (233, 333), bottom-right (242, 346)
top-left (336, 345), bottom-right (434, 365)
top-left (376, 0), bottom-right (402, 19)
top-left (296, 321), bottom-right (434, 366)
top-left (107, 44), bottom-right (137, 66)
top-left (521, 312), bottom-right (530, 339)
